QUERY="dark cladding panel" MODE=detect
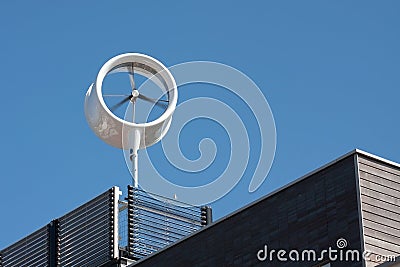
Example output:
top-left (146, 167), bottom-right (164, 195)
top-left (58, 187), bottom-right (118, 267)
top-left (1, 226), bottom-right (48, 267)
top-left (358, 155), bottom-right (400, 267)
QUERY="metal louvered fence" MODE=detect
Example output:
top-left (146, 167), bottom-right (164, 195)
top-left (0, 226), bottom-right (49, 267)
top-left (124, 186), bottom-right (211, 260)
top-left (0, 187), bottom-right (119, 267)
top-left (0, 186), bottom-right (211, 267)
top-left (57, 188), bottom-right (118, 266)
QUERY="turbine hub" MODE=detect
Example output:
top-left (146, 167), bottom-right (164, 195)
top-left (131, 89), bottom-right (139, 98)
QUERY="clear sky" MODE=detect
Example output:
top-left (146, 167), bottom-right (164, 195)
top-left (0, 1), bottom-right (399, 248)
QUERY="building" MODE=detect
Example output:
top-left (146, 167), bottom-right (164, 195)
top-left (1, 149), bottom-right (399, 267)
top-left (129, 149), bottom-right (400, 267)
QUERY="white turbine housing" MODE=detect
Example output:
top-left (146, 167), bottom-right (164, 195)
top-left (84, 53), bottom-right (178, 150)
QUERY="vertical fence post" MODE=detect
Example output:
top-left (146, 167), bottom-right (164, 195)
top-left (127, 185), bottom-right (135, 258)
top-left (48, 219), bottom-right (60, 267)
top-left (201, 206), bottom-right (213, 226)
top-left (109, 186), bottom-right (120, 260)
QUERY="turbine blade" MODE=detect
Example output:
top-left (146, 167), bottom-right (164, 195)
top-left (104, 94), bottom-right (131, 97)
top-left (129, 64), bottom-right (135, 90)
top-left (138, 94), bottom-right (169, 107)
top-left (110, 95), bottom-right (131, 112)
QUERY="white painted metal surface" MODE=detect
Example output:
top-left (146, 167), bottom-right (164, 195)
top-left (84, 53), bottom-right (177, 150)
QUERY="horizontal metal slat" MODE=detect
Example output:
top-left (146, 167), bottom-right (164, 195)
top-left (133, 215), bottom-right (198, 235)
top-left (61, 240), bottom-right (110, 267)
top-left (132, 197), bottom-right (201, 219)
top-left (59, 200), bottom-right (110, 232)
top-left (2, 227), bottom-right (47, 257)
top-left (2, 227), bottom-right (48, 266)
top-left (59, 192), bottom-right (110, 222)
top-left (60, 226), bottom-right (109, 259)
top-left (59, 212), bottom-right (110, 243)
top-left (133, 221), bottom-right (187, 240)
top-left (134, 207), bottom-right (201, 229)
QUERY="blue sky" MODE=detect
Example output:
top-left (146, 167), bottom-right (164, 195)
top-left (0, 1), bottom-right (399, 248)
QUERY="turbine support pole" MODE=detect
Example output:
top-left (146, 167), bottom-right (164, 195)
top-left (129, 129), bottom-right (141, 188)
top-left (130, 149), bottom-right (139, 188)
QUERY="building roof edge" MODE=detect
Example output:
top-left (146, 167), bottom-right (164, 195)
top-left (130, 148), bottom-right (400, 266)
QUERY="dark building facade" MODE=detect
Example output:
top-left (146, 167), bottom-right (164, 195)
top-left (129, 150), bottom-right (400, 267)
top-left (1, 149), bottom-right (399, 267)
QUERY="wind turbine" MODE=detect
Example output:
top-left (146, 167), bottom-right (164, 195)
top-left (84, 53), bottom-right (178, 187)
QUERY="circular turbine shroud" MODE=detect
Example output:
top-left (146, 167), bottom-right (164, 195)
top-left (84, 53), bottom-right (178, 149)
